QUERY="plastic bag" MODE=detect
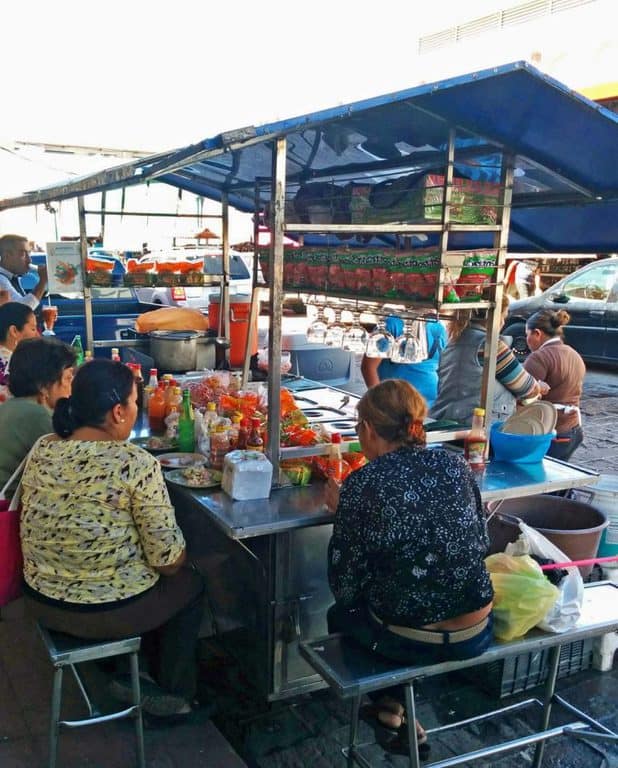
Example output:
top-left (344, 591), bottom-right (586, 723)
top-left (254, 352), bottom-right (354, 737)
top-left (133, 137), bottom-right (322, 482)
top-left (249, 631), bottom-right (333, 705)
top-left (485, 553), bottom-right (559, 641)
top-left (505, 522), bottom-right (584, 633)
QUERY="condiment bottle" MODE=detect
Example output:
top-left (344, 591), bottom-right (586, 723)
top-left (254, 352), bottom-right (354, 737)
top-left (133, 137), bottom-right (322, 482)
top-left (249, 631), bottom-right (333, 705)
top-left (111, 347), bottom-right (121, 362)
top-left (209, 425), bottom-right (230, 469)
top-left (148, 368), bottom-right (159, 389)
top-left (127, 363), bottom-right (145, 412)
top-left (327, 432), bottom-right (343, 483)
top-left (165, 386), bottom-right (183, 417)
top-left (177, 389), bottom-right (195, 452)
top-left (236, 417), bottom-right (250, 450)
top-left (246, 417), bottom-right (264, 452)
top-left (464, 407), bottom-right (488, 471)
top-left (83, 349), bottom-right (93, 363)
top-left (228, 412), bottom-right (242, 449)
top-left (71, 334), bottom-right (85, 365)
top-left (148, 382), bottom-right (167, 433)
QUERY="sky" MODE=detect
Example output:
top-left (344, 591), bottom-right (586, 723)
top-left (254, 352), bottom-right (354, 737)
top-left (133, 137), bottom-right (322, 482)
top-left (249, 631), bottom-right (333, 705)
top-left (3, 0), bottom-right (556, 151)
top-left (1, 0), bottom-right (614, 246)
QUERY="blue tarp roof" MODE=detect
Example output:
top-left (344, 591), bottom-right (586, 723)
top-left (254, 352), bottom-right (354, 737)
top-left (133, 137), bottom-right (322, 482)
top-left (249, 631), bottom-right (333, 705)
top-left (2, 61), bottom-right (617, 254)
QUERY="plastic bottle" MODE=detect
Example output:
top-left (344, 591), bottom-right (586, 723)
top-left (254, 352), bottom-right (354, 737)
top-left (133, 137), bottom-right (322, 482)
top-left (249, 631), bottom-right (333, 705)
top-left (327, 432), bottom-right (343, 482)
top-left (228, 412), bottom-right (243, 449)
top-left (127, 363), bottom-right (145, 412)
top-left (143, 384), bottom-right (154, 412)
top-left (70, 335), bottom-right (84, 365)
top-left (165, 386), bottom-right (183, 417)
top-left (464, 407), bottom-right (488, 471)
top-left (148, 368), bottom-right (159, 389)
top-left (83, 349), bottom-right (93, 363)
top-left (111, 347), bottom-right (121, 362)
top-left (148, 382), bottom-right (167, 434)
top-left (246, 417), bottom-right (264, 452)
top-left (177, 389), bottom-right (195, 452)
top-left (209, 425), bottom-right (230, 469)
top-left (236, 417), bottom-right (250, 450)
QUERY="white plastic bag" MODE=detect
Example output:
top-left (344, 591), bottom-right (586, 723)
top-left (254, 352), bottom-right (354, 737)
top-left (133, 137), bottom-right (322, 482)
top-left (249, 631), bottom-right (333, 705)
top-left (505, 521), bottom-right (584, 633)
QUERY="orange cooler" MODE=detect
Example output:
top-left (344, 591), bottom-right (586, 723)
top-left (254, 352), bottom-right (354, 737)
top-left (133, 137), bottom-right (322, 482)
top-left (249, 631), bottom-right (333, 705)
top-left (208, 294), bottom-right (257, 367)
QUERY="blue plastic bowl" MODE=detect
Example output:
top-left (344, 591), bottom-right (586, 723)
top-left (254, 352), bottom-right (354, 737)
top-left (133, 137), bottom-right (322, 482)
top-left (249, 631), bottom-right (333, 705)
top-left (490, 421), bottom-right (556, 464)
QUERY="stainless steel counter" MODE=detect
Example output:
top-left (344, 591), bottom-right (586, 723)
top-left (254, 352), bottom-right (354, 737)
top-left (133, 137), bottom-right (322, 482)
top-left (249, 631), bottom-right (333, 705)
top-left (171, 456), bottom-right (598, 540)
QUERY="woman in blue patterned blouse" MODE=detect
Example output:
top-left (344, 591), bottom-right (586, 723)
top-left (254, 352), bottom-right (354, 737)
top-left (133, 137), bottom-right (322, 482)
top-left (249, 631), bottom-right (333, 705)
top-left (325, 379), bottom-right (494, 756)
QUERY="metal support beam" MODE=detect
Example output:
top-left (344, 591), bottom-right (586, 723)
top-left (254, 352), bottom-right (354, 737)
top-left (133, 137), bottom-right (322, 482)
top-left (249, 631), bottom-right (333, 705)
top-left (266, 138), bottom-right (286, 479)
top-left (77, 197), bottom-right (94, 353)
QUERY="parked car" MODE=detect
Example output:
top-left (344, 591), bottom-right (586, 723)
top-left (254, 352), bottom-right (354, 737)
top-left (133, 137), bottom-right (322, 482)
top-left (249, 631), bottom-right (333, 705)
top-left (503, 257), bottom-right (618, 366)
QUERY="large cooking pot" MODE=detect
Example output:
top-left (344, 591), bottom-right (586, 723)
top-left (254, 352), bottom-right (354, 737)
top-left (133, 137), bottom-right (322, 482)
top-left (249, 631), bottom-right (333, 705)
top-left (149, 330), bottom-right (204, 372)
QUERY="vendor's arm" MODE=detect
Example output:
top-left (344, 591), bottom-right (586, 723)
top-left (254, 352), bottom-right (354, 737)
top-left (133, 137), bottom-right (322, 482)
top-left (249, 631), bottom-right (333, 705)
top-left (483, 339), bottom-right (540, 401)
top-left (360, 355), bottom-right (381, 388)
top-left (328, 471), bottom-right (369, 605)
top-left (129, 454), bottom-right (186, 574)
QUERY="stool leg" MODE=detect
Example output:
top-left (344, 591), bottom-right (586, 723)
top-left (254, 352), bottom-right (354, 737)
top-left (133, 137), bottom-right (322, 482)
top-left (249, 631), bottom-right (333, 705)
top-left (404, 682), bottom-right (421, 768)
top-left (69, 663), bottom-right (96, 717)
top-left (129, 651), bottom-right (146, 768)
top-left (532, 643), bottom-right (561, 768)
top-left (48, 666), bottom-right (63, 768)
top-left (347, 695), bottom-right (361, 767)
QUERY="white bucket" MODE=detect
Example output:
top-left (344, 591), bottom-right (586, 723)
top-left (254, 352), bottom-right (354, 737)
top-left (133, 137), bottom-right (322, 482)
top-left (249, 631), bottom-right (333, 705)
top-left (570, 474), bottom-right (618, 564)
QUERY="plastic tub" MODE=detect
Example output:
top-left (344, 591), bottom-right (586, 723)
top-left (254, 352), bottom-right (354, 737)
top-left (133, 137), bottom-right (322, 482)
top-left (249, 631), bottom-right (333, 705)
top-left (490, 422), bottom-right (555, 464)
top-left (487, 495), bottom-right (609, 578)
top-left (569, 474), bottom-right (618, 562)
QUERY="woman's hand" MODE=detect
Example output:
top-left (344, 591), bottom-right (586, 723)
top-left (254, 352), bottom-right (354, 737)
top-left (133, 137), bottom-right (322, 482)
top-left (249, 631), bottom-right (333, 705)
top-left (325, 477), bottom-right (341, 514)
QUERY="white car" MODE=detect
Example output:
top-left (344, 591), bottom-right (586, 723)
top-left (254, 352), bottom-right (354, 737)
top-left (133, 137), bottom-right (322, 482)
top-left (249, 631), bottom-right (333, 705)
top-left (134, 250), bottom-right (253, 310)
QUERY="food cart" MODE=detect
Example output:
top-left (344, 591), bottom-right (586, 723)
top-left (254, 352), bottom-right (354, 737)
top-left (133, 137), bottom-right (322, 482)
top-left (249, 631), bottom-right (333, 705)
top-left (2, 60), bottom-right (617, 700)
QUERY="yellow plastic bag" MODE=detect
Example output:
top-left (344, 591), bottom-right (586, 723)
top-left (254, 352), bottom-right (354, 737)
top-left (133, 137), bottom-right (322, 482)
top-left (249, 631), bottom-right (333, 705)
top-left (485, 553), bottom-right (559, 641)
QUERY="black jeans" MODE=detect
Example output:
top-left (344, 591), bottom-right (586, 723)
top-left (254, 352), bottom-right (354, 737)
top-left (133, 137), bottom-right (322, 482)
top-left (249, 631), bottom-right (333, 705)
top-left (328, 601), bottom-right (493, 705)
top-left (24, 567), bottom-right (205, 701)
top-left (547, 426), bottom-right (584, 462)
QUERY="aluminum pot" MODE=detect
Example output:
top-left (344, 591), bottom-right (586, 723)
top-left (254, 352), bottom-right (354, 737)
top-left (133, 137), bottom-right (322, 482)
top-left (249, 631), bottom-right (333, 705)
top-left (148, 330), bottom-right (203, 373)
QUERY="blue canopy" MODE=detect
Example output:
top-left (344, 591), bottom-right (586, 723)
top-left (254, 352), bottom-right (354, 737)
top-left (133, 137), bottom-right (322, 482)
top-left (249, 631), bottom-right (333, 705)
top-left (2, 61), bottom-right (617, 254)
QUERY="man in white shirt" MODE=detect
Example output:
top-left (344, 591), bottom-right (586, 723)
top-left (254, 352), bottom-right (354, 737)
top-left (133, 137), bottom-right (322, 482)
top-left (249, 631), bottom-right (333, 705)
top-left (0, 234), bottom-right (48, 310)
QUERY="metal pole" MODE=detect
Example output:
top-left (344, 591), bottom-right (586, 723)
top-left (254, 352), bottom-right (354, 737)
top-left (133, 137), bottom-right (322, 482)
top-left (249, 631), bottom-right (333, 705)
top-left (241, 182), bottom-right (263, 387)
top-left (100, 191), bottom-right (106, 244)
top-left (266, 138), bottom-right (286, 479)
top-left (77, 196), bottom-right (94, 353)
top-left (221, 193), bottom-right (230, 366)
top-left (480, 154), bottom-right (514, 429)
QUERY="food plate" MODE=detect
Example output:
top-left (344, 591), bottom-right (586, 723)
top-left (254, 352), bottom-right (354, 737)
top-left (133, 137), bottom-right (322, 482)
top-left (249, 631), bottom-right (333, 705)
top-left (130, 436), bottom-right (178, 454)
top-left (165, 467), bottom-right (222, 489)
top-left (158, 453), bottom-right (207, 469)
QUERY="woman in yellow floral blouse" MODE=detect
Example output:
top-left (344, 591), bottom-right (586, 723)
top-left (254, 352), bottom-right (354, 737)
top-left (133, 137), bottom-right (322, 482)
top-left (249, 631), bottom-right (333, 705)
top-left (20, 359), bottom-right (204, 719)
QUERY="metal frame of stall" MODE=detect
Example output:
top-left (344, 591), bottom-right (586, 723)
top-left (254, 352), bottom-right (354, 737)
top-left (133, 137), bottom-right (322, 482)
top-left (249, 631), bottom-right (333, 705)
top-left (2, 61), bottom-right (616, 701)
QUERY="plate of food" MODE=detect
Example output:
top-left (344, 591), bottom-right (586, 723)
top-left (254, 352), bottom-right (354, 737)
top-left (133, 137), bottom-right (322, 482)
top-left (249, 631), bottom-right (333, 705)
top-left (158, 453), bottom-right (207, 469)
top-left (165, 466), bottom-right (223, 489)
top-left (130, 436), bottom-right (178, 454)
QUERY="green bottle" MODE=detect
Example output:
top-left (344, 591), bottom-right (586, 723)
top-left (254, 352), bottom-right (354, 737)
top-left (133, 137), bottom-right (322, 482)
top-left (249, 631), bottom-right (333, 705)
top-left (71, 335), bottom-right (85, 365)
top-left (177, 389), bottom-right (195, 452)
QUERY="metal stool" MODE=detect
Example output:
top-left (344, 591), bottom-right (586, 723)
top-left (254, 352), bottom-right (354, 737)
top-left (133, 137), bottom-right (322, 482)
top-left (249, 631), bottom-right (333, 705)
top-left (37, 623), bottom-right (145, 768)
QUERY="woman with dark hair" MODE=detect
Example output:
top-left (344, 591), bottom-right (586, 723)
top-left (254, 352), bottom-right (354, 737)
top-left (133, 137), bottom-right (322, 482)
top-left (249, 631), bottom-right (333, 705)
top-left (430, 294), bottom-right (543, 426)
top-left (0, 302), bottom-right (39, 401)
top-left (524, 309), bottom-right (586, 460)
top-left (325, 380), bottom-right (494, 756)
top-left (19, 359), bottom-right (204, 719)
top-left (0, 337), bottom-right (75, 496)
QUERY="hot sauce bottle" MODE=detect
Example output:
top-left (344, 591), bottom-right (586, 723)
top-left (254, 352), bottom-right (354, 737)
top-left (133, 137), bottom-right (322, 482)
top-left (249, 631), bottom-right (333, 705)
top-left (464, 407), bottom-right (488, 471)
